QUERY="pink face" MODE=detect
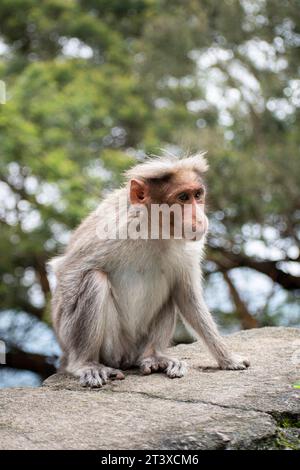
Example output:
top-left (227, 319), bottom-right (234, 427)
top-left (129, 170), bottom-right (209, 241)
top-left (171, 182), bottom-right (208, 240)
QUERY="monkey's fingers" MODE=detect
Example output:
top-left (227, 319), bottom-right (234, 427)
top-left (219, 355), bottom-right (250, 370)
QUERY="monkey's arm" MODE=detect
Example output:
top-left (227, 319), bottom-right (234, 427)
top-left (174, 270), bottom-right (250, 370)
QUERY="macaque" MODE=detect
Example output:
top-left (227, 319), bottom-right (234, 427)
top-left (49, 153), bottom-right (249, 388)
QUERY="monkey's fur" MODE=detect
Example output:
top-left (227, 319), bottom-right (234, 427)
top-left (49, 154), bottom-right (249, 387)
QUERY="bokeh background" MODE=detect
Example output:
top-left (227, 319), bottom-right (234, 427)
top-left (0, 0), bottom-right (299, 388)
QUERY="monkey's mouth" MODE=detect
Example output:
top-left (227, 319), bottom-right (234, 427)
top-left (187, 230), bottom-right (206, 242)
top-left (187, 220), bottom-right (208, 241)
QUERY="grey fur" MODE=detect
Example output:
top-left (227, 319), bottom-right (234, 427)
top-left (50, 155), bottom-right (249, 388)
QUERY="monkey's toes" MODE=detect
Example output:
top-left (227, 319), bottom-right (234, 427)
top-left (106, 367), bottom-right (125, 381)
top-left (139, 356), bottom-right (187, 378)
top-left (166, 359), bottom-right (187, 378)
top-left (140, 358), bottom-right (159, 375)
top-left (79, 367), bottom-right (104, 388)
top-left (139, 356), bottom-right (168, 375)
top-left (79, 366), bottom-right (125, 388)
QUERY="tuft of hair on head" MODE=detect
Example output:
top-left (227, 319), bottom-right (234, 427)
top-left (124, 151), bottom-right (209, 182)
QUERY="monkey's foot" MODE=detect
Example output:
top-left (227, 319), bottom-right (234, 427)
top-left (139, 356), bottom-right (187, 378)
top-left (219, 355), bottom-right (250, 370)
top-left (79, 364), bottom-right (125, 388)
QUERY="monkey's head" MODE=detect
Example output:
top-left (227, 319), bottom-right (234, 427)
top-left (125, 153), bottom-right (209, 241)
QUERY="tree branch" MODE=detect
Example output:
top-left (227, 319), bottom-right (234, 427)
top-left (34, 256), bottom-right (50, 296)
top-left (222, 271), bottom-right (258, 329)
top-left (207, 247), bottom-right (300, 291)
top-left (5, 347), bottom-right (56, 379)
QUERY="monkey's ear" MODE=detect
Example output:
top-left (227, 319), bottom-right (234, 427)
top-left (129, 179), bottom-right (149, 204)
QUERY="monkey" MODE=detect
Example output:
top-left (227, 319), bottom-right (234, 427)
top-left (49, 153), bottom-right (250, 388)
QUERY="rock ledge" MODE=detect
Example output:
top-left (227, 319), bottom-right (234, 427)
top-left (0, 327), bottom-right (299, 449)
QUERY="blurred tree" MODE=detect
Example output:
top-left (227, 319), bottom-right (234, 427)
top-left (0, 0), bottom-right (299, 382)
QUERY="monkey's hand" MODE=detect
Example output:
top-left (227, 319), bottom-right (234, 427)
top-left (79, 364), bottom-right (125, 388)
top-left (218, 355), bottom-right (250, 370)
top-left (139, 356), bottom-right (187, 378)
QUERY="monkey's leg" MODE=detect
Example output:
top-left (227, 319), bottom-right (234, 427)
top-left (137, 298), bottom-right (187, 379)
top-left (56, 270), bottom-right (125, 388)
top-left (175, 277), bottom-right (250, 370)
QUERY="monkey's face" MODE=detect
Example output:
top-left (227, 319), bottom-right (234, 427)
top-left (168, 176), bottom-right (208, 241)
top-left (129, 169), bottom-right (208, 241)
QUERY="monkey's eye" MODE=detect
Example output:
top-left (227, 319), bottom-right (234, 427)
top-left (178, 192), bottom-right (190, 202)
top-left (194, 189), bottom-right (204, 200)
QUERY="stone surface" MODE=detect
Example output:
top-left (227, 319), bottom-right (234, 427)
top-left (0, 327), bottom-right (299, 449)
